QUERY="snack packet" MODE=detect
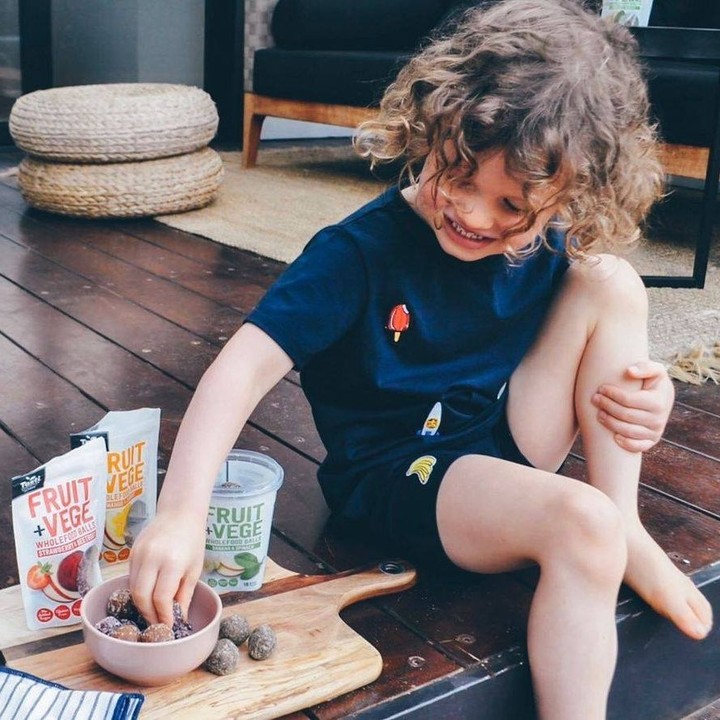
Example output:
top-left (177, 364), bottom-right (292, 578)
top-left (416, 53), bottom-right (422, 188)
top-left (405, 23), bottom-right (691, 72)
top-left (70, 408), bottom-right (160, 565)
top-left (12, 438), bottom-right (107, 630)
top-left (601, 0), bottom-right (654, 27)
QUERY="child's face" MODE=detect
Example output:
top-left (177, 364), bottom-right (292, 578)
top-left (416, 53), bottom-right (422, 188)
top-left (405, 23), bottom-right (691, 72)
top-left (411, 149), bottom-right (559, 263)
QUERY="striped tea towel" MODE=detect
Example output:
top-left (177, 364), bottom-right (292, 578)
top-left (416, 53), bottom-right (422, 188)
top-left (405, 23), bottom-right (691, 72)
top-left (0, 666), bottom-right (144, 720)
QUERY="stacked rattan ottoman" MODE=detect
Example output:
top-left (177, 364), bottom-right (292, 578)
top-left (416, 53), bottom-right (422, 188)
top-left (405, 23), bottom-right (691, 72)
top-left (9, 83), bottom-right (223, 218)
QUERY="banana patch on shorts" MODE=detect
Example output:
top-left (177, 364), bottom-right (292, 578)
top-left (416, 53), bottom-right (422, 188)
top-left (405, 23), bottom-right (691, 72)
top-left (406, 455), bottom-right (437, 485)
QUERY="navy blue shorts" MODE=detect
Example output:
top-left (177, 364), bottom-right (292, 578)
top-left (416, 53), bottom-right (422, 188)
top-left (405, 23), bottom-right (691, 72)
top-left (332, 394), bottom-right (535, 571)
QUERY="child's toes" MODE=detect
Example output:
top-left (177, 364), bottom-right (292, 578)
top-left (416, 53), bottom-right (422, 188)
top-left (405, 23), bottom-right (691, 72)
top-left (658, 582), bottom-right (713, 640)
top-left (670, 584), bottom-right (713, 640)
top-left (687, 591), bottom-right (713, 638)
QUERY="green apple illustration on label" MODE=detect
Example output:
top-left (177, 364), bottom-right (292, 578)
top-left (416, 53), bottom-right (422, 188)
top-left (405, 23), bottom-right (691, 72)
top-left (235, 552), bottom-right (261, 580)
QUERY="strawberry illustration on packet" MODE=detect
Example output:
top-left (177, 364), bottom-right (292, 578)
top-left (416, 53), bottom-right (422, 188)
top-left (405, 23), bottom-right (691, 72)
top-left (11, 438), bottom-right (107, 630)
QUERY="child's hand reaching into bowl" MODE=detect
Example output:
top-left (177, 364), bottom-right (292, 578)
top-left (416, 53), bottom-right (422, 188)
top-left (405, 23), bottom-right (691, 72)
top-left (129, 509), bottom-right (206, 627)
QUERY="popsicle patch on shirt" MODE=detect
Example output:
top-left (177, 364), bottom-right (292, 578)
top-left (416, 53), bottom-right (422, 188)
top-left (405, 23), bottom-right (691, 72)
top-left (386, 304), bottom-right (410, 342)
top-left (406, 455), bottom-right (437, 485)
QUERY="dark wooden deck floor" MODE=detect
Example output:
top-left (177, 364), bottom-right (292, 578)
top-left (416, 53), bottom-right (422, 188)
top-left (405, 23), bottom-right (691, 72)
top-left (1, 147), bottom-right (719, 719)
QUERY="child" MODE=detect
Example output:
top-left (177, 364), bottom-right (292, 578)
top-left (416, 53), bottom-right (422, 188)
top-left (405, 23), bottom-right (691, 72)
top-left (130, 1), bottom-right (711, 717)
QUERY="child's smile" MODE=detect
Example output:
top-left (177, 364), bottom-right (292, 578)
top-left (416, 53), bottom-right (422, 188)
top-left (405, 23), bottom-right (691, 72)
top-left (403, 149), bottom-right (558, 262)
top-left (443, 214), bottom-right (499, 254)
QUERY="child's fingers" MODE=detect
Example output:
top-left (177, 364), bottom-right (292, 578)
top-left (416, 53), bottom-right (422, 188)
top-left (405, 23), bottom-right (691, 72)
top-left (149, 569), bottom-right (182, 627)
top-left (593, 385), bottom-right (639, 408)
top-left (593, 386), bottom-right (663, 415)
top-left (130, 564), bottom-right (161, 627)
top-left (593, 395), bottom-right (662, 431)
top-left (626, 362), bottom-right (672, 391)
top-left (613, 434), bottom-right (655, 453)
top-left (175, 574), bottom-right (200, 621)
top-left (130, 561), bottom-right (178, 628)
top-left (597, 411), bottom-right (659, 440)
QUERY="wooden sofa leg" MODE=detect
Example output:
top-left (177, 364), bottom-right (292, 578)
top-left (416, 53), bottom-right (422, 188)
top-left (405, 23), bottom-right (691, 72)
top-left (242, 93), bottom-right (265, 168)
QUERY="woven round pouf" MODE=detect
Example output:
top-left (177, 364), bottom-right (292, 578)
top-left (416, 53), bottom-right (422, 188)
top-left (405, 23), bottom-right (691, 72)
top-left (18, 147), bottom-right (224, 218)
top-left (9, 83), bottom-right (218, 162)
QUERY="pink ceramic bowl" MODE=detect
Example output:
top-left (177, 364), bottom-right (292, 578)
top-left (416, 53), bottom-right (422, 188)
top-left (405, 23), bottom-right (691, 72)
top-left (80, 574), bottom-right (221, 686)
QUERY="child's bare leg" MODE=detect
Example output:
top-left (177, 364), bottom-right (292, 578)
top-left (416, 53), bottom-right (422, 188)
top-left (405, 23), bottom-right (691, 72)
top-left (509, 255), bottom-right (712, 639)
top-left (437, 457), bottom-right (626, 720)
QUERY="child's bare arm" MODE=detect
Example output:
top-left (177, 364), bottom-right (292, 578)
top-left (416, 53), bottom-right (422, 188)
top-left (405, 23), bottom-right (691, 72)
top-left (592, 361), bottom-right (675, 452)
top-left (129, 323), bottom-right (293, 626)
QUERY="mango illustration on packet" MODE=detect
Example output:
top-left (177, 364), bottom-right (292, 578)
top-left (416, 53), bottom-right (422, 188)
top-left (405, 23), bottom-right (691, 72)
top-left (70, 408), bottom-right (160, 565)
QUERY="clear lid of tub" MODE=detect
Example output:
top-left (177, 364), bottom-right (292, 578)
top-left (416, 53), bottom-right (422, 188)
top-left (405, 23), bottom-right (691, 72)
top-left (213, 449), bottom-right (284, 496)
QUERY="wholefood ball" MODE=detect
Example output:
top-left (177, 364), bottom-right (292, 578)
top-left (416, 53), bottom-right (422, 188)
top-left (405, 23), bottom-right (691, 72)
top-left (172, 601), bottom-right (194, 639)
top-left (106, 589), bottom-right (138, 621)
top-left (248, 624), bottom-right (277, 660)
top-left (94, 616), bottom-right (122, 635)
top-left (109, 623), bottom-right (141, 642)
top-left (140, 623), bottom-right (175, 643)
top-left (205, 638), bottom-right (240, 675)
top-left (219, 614), bottom-right (250, 646)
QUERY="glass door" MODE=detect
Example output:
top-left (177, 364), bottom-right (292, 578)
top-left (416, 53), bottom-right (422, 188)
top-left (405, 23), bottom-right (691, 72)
top-left (0, 0), bottom-right (20, 142)
top-left (1, 0), bottom-right (52, 146)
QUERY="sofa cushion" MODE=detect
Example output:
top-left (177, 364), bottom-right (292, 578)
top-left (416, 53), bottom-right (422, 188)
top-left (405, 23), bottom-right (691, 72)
top-left (645, 60), bottom-right (720, 146)
top-left (271, 0), bottom-right (446, 52)
top-left (253, 52), bottom-right (720, 143)
top-left (254, 48), bottom-right (409, 107)
top-left (649, 0), bottom-right (720, 29)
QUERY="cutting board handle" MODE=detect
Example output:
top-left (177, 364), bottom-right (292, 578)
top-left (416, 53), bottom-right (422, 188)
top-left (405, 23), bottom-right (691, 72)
top-left (311, 560), bottom-right (417, 611)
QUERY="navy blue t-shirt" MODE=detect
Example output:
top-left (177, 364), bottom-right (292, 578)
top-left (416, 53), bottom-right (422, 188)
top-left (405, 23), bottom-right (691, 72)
top-left (247, 186), bottom-right (569, 513)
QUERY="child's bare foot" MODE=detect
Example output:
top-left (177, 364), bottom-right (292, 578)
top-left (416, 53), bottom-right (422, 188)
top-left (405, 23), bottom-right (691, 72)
top-left (623, 525), bottom-right (713, 640)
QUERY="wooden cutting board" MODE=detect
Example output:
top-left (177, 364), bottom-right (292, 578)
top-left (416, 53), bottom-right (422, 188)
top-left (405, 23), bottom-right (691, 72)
top-left (2, 559), bottom-right (416, 719)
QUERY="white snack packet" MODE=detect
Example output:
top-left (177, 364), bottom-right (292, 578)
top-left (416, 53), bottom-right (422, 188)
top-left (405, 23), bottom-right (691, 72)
top-left (11, 438), bottom-right (107, 630)
top-left (70, 408), bottom-right (160, 566)
top-left (601, 0), bottom-right (654, 27)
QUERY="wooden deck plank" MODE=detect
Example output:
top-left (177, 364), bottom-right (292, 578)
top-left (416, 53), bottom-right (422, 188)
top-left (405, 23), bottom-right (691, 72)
top-left (0, 275), bottom-right (194, 417)
top-left (0, 429), bottom-right (39, 588)
top-left (561, 457), bottom-right (720, 572)
top-left (675, 383), bottom-right (720, 418)
top-left (641, 441), bottom-right (720, 519)
top-left (663, 404), bottom-right (720, 461)
top-left (684, 697), bottom-right (720, 720)
top-left (107, 216), bottom-right (288, 285)
top-left (0, 187), bottom-right (276, 318)
top-left (259, 539), bottom-right (467, 720)
top-left (0, 236), bottom-right (215, 388)
top-left (0, 332), bottom-right (106, 459)
top-left (0, 231), bottom-right (313, 457)
top-left (1, 151), bottom-right (719, 718)
top-left (312, 603), bottom-right (466, 719)
top-left (572, 406), bottom-right (720, 520)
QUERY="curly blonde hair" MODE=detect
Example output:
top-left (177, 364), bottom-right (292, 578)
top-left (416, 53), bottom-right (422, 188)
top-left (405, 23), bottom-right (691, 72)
top-left (354, 0), bottom-right (664, 257)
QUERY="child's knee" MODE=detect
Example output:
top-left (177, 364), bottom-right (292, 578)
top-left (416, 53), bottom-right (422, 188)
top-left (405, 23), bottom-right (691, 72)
top-left (545, 486), bottom-right (627, 582)
top-left (565, 254), bottom-right (647, 316)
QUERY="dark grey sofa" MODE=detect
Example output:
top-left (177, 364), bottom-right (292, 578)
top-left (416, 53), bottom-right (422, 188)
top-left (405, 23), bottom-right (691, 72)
top-left (242, 0), bottom-right (720, 173)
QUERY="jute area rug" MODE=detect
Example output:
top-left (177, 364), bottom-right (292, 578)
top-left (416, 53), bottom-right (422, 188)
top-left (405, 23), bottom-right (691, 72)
top-left (156, 143), bottom-right (720, 381)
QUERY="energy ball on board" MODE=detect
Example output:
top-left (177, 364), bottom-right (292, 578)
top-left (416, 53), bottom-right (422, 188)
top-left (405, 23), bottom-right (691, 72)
top-left (219, 614), bottom-right (250, 646)
top-left (205, 638), bottom-right (240, 676)
top-left (248, 624), bottom-right (277, 660)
